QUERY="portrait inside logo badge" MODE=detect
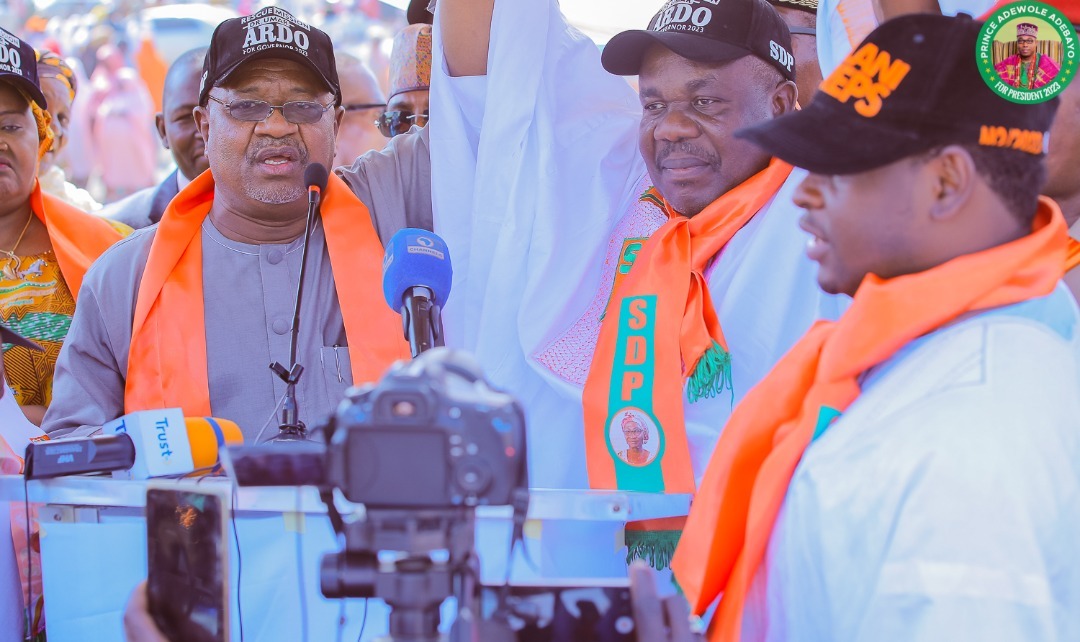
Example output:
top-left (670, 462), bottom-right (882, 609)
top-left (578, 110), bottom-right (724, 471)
top-left (990, 15), bottom-right (1065, 91)
top-left (609, 408), bottom-right (659, 466)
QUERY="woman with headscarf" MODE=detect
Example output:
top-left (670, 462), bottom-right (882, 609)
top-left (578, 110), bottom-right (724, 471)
top-left (0, 28), bottom-right (131, 642)
top-left (0, 31), bottom-right (130, 426)
top-left (34, 49), bottom-right (101, 211)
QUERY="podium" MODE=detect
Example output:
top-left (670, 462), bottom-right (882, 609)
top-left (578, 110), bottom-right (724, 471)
top-left (0, 475), bottom-right (690, 641)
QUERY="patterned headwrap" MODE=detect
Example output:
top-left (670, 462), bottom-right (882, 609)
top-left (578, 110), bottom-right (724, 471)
top-left (621, 412), bottom-right (647, 434)
top-left (7, 83), bottom-right (54, 161)
top-left (35, 50), bottom-right (77, 102)
top-left (388, 24), bottom-right (432, 100)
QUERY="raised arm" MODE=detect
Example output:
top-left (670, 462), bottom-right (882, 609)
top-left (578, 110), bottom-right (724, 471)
top-left (439, 0), bottom-right (496, 76)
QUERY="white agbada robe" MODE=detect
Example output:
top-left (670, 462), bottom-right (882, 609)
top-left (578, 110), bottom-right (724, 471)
top-left (741, 286), bottom-right (1080, 641)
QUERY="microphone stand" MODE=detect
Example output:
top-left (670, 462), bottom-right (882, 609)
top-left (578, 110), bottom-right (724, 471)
top-left (401, 286), bottom-right (446, 357)
top-left (268, 179), bottom-right (323, 442)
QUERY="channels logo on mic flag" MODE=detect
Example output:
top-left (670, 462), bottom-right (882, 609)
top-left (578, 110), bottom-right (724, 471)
top-left (382, 228), bottom-right (453, 309)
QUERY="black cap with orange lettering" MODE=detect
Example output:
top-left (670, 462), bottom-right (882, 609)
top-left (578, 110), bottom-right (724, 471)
top-left (737, 13), bottom-right (1059, 174)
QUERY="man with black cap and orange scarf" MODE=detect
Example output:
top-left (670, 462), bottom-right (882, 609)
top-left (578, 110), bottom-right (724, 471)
top-left (435, 0), bottom-right (845, 579)
top-left (626, 13), bottom-right (1080, 641)
top-left (43, 8), bottom-right (431, 440)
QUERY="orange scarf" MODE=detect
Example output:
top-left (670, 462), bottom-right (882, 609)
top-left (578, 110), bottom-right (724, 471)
top-left (671, 197), bottom-right (1068, 640)
top-left (582, 159), bottom-right (792, 496)
top-left (30, 181), bottom-right (126, 295)
top-left (124, 171), bottom-right (408, 416)
top-left (1067, 237), bottom-right (1080, 271)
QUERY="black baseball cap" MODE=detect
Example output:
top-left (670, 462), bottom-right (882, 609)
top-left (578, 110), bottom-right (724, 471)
top-left (601, 0), bottom-right (796, 81)
top-left (0, 27), bottom-right (47, 110)
top-left (737, 14), bottom-right (1059, 174)
top-left (199, 6), bottom-right (340, 107)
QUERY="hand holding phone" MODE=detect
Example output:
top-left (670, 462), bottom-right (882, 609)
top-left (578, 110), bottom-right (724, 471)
top-left (145, 483), bottom-right (230, 642)
top-left (124, 581), bottom-right (170, 642)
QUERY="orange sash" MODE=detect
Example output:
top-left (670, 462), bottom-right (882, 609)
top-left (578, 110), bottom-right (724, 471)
top-left (30, 181), bottom-right (127, 295)
top-left (1067, 237), bottom-right (1080, 271)
top-left (582, 160), bottom-right (792, 495)
top-left (671, 197), bottom-right (1068, 640)
top-left (124, 171), bottom-right (408, 416)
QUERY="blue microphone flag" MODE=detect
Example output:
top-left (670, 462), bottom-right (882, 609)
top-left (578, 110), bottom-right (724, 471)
top-left (382, 228), bottom-right (453, 309)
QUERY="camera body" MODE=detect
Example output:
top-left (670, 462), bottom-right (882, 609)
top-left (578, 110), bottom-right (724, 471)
top-left (325, 350), bottom-right (526, 509)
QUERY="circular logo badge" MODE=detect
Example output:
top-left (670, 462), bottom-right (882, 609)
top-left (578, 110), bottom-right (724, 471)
top-left (978, 1), bottom-right (1078, 103)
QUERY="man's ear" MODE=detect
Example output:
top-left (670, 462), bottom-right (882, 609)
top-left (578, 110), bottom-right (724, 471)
top-left (772, 80), bottom-right (798, 118)
top-left (927, 145), bottom-right (976, 221)
top-left (154, 113), bottom-right (168, 150)
top-left (193, 105), bottom-right (209, 148)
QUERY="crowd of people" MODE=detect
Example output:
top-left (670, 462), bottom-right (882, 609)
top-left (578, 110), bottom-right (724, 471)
top-left (0, 0), bottom-right (1077, 639)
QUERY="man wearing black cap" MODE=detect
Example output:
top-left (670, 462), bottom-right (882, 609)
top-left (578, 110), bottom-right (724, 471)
top-left (44, 7), bottom-right (430, 441)
top-left (633, 13), bottom-right (1080, 640)
top-left (434, 0), bottom-right (844, 578)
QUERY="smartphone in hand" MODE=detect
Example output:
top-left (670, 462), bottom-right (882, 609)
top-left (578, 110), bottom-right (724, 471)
top-left (145, 483), bottom-right (230, 642)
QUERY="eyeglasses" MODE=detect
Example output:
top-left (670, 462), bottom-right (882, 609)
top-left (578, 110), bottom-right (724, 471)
top-left (788, 25), bottom-right (816, 36)
top-left (343, 102), bottom-right (386, 112)
top-left (207, 94), bottom-right (334, 124)
top-left (375, 110), bottom-right (429, 137)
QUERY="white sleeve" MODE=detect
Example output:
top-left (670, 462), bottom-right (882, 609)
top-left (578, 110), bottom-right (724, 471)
top-left (851, 391), bottom-right (1080, 642)
top-left (429, 0), bottom-right (646, 378)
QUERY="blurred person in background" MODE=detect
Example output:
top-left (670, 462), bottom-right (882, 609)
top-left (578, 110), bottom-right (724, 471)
top-left (377, 23), bottom-right (430, 138)
top-left (102, 48), bottom-right (209, 229)
top-left (53, 55), bottom-right (94, 190)
top-left (87, 43), bottom-right (157, 202)
top-left (332, 51), bottom-right (387, 167)
top-left (767, 0), bottom-right (822, 105)
top-left (34, 50), bottom-right (101, 211)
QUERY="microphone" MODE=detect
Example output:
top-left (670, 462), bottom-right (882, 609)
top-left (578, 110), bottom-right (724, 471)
top-left (305, 162), bottom-right (328, 209)
top-left (104, 409), bottom-right (243, 479)
top-left (382, 228), bottom-right (452, 357)
top-left (269, 162), bottom-right (330, 441)
top-left (23, 434), bottom-right (135, 479)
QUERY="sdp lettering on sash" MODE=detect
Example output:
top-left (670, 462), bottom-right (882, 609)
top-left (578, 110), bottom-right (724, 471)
top-left (821, 43), bottom-right (911, 117)
top-left (620, 297), bottom-right (651, 401)
top-left (606, 294), bottom-right (666, 491)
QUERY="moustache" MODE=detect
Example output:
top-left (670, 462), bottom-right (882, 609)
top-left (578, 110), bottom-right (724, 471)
top-left (246, 137), bottom-right (310, 165)
top-left (654, 142), bottom-right (721, 169)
